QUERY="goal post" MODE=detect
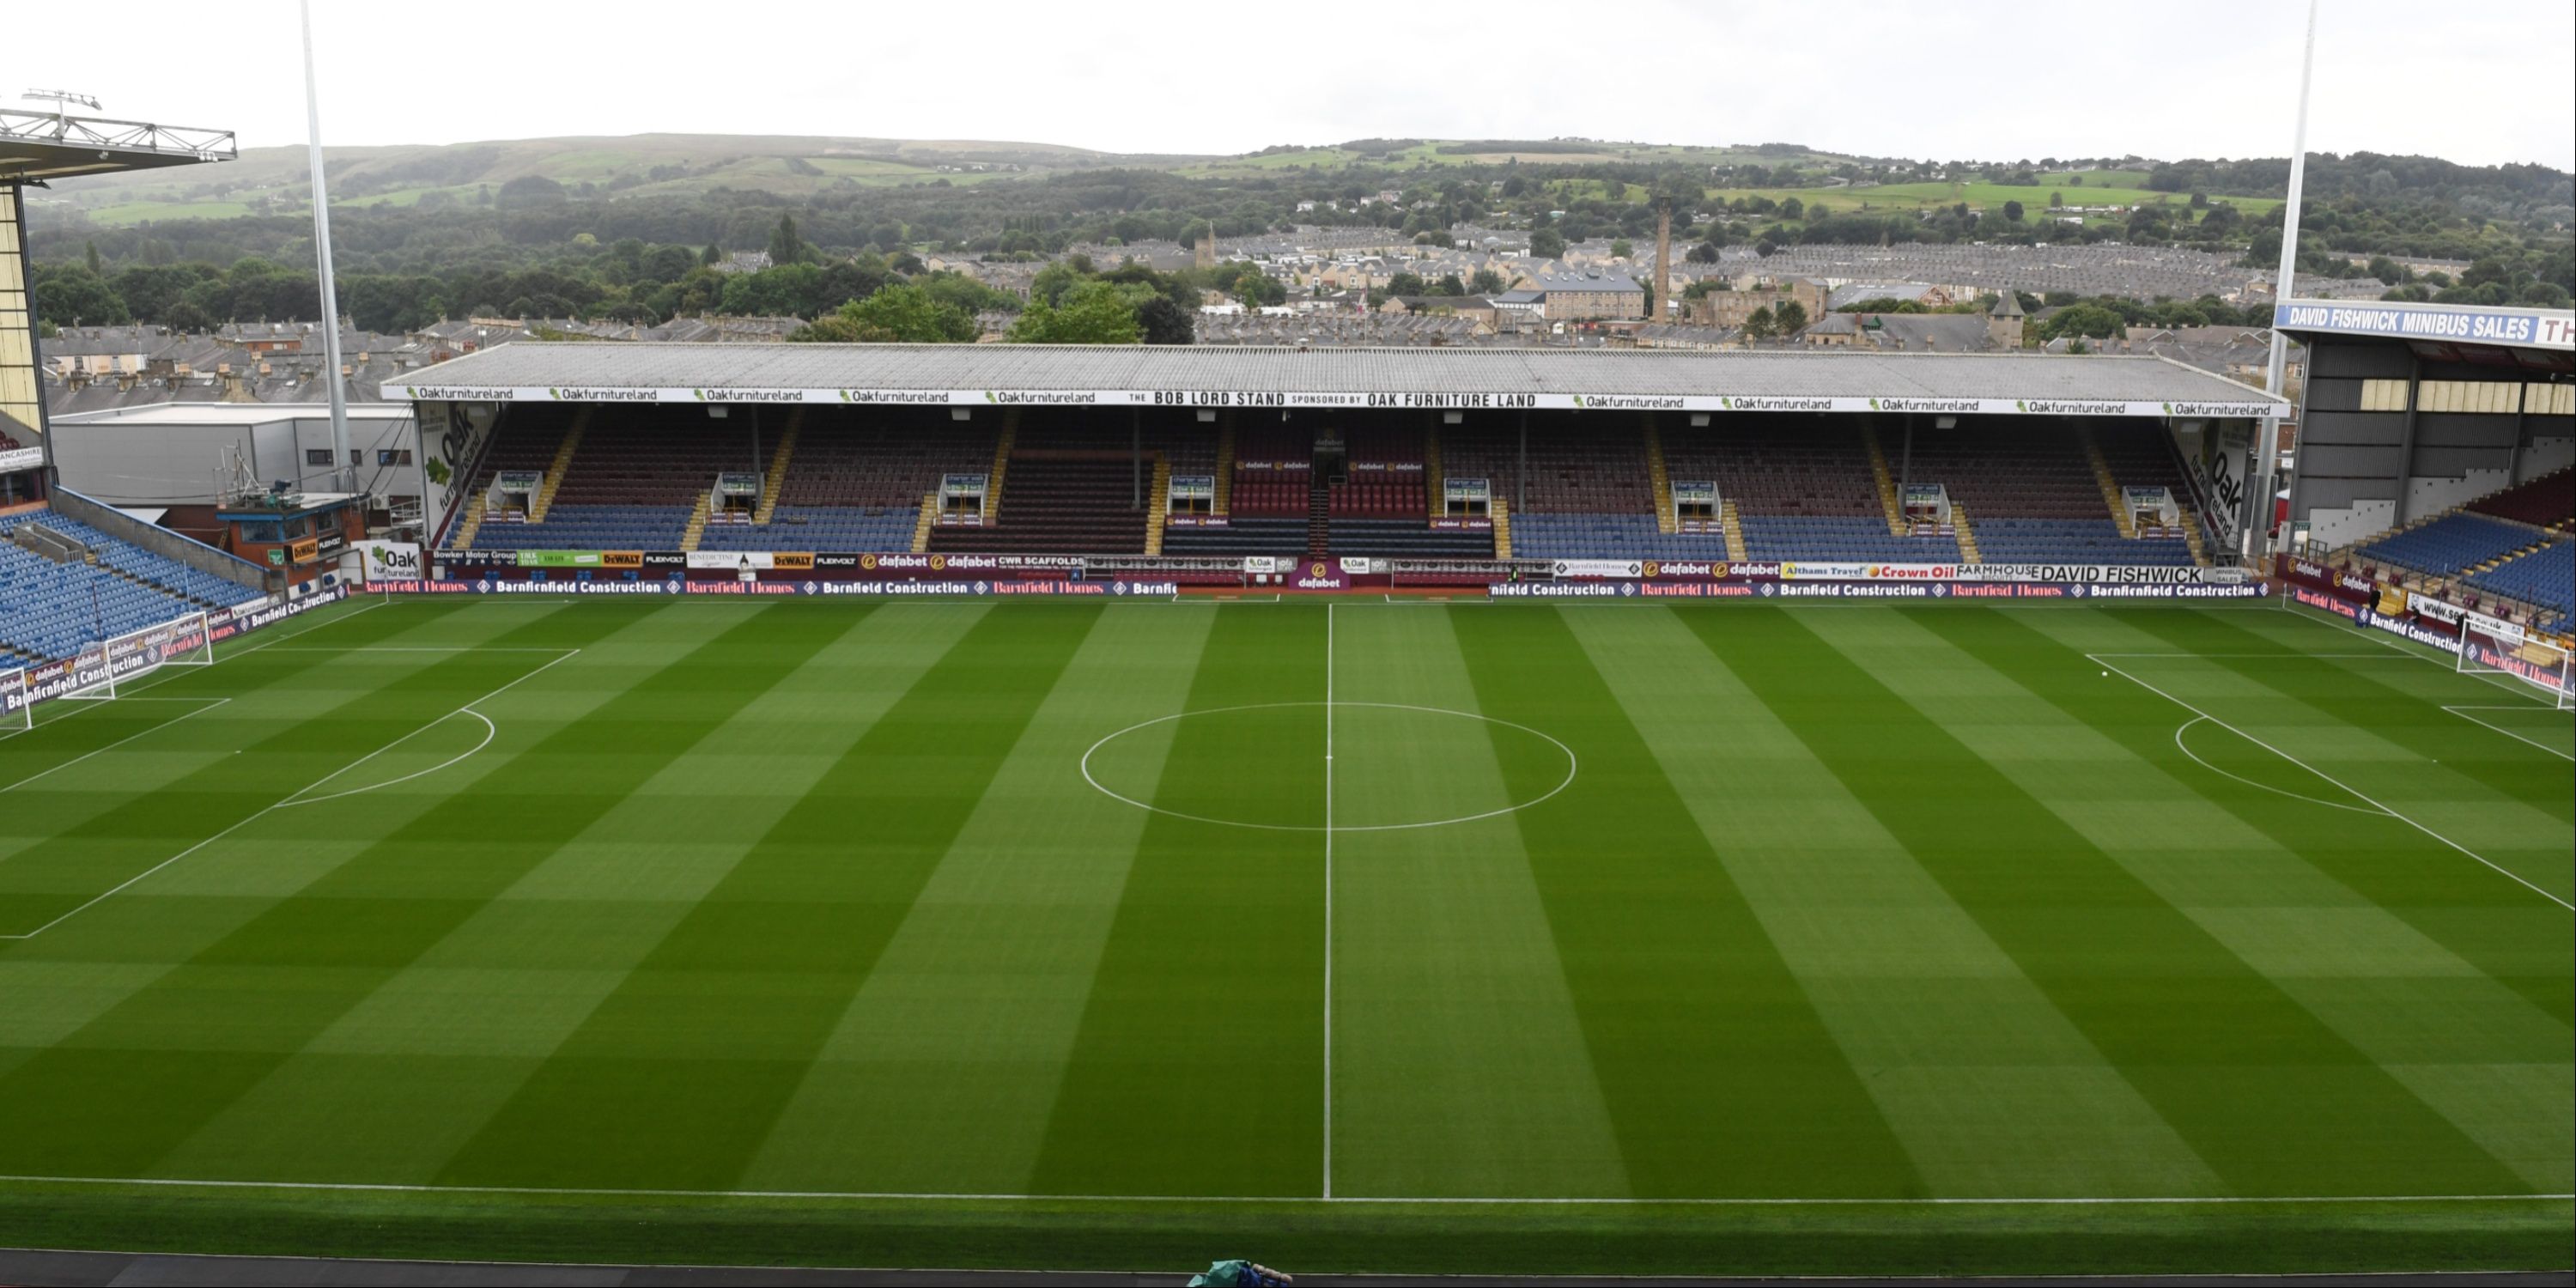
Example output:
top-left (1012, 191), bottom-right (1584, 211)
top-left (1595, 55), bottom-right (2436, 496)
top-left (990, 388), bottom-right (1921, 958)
top-left (2456, 610), bottom-right (2573, 708)
top-left (0, 666), bottom-right (27, 734)
top-left (63, 611), bottom-right (214, 703)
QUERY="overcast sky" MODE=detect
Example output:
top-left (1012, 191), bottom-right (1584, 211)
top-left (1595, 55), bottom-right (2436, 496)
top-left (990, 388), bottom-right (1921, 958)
top-left (28, 1), bottom-right (2575, 171)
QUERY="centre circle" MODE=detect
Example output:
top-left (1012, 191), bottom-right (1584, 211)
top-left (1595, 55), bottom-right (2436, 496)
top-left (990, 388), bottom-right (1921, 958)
top-left (1079, 702), bottom-right (1577, 831)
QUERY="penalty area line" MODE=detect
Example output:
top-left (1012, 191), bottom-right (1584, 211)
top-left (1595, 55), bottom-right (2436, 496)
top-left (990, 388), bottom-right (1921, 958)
top-left (0, 647), bottom-right (580, 941)
top-left (0, 698), bottom-right (231, 796)
top-left (0, 1174), bottom-right (2563, 1207)
top-left (2093, 653), bottom-right (2575, 912)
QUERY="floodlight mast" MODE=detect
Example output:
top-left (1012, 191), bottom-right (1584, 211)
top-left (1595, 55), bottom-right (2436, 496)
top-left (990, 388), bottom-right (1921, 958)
top-left (21, 89), bottom-right (102, 133)
top-left (2253, 0), bottom-right (2318, 561)
top-left (299, 0), bottom-right (354, 495)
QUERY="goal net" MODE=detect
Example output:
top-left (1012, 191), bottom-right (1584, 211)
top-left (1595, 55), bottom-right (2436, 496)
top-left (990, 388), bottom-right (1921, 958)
top-left (2457, 611), bottom-right (2573, 709)
top-left (64, 611), bottom-right (215, 703)
top-left (1, 666), bottom-right (27, 734)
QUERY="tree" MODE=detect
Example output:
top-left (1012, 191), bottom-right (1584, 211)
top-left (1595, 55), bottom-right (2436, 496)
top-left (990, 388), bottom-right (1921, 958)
top-left (1468, 267), bottom-right (1507, 295)
top-left (495, 174), bottom-right (568, 210)
top-left (1134, 295), bottom-right (1195, 345)
top-left (1385, 271), bottom-right (1428, 297)
top-left (2002, 200), bottom-right (2025, 222)
top-left (1609, 239), bottom-right (1633, 259)
top-left (1529, 228), bottom-right (1566, 259)
top-left (32, 265), bottom-right (130, 326)
top-left (702, 241), bottom-right (724, 266)
top-left (2049, 191), bottom-right (2064, 208)
top-left (1778, 197), bottom-right (1804, 221)
top-left (1006, 280), bottom-right (1140, 344)
top-left (84, 240), bottom-right (101, 275)
top-left (825, 283), bottom-right (978, 343)
top-left (1743, 306), bottom-right (1777, 341)
top-left (768, 215), bottom-right (810, 267)
top-left (1772, 300), bottom-right (1808, 333)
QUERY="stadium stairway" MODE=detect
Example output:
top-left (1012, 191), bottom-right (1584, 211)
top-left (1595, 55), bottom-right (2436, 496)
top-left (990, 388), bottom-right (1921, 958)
top-left (2083, 428), bottom-right (2137, 538)
top-left (1721, 499), bottom-right (1748, 562)
top-left (1493, 497), bottom-right (1512, 559)
top-left (681, 493), bottom-right (712, 552)
top-left (1423, 423), bottom-right (1443, 519)
top-left (754, 410), bottom-right (802, 526)
top-left (987, 413), bottom-right (1017, 520)
top-left (912, 495), bottom-right (936, 553)
top-left (1309, 476), bottom-right (1330, 556)
top-left (1144, 458), bottom-right (1171, 556)
top-left (1646, 416), bottom-right (1677, 534)
top-left (528, 408), bottom-right (591, 522)
top-left (1213, 416), bottom-right (1236, 516)
top-left (1953, 504), bottom-right (1983, 562)
top-left (1862, 425), bottom-right (1906, 536)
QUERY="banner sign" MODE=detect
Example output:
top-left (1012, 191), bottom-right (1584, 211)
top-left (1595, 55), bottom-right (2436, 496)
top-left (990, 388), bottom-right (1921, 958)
top-left (386, 383), bottom-right (2293, 417)
top-left (1552, 559), bottom-right (1647, 580)
top-left (361, 541), bottom-right (423, 582)
top-left (1162, 514), bottom-right (1230, 528)
top-left (0, 447), bottom-right (44, 472)
top-left (1428, 518), bottom-right (1495, 532)
top-left (1169, 474), bottom-right (1215, 501)
top-left (716, 472), bottom-right (762, 496)
top-left (2274, 302), bottom-right (2576, 352)
top-left (1349, 460), bottom-right (1426, 473)
top-left (494, 471), bottom-right (544, 493)
top-left (398, 578), bottom-right (1184, 598)
top-left (4, 586), bottom-right (348, 715)
top-left (1289, 561), bottom-right (1349, 592)
top-left (1671, 481), bottom-right (1716, 505)
top-left (1490, 580), bottom-right (2270, 602)
top-left (1233, 459), bottom-right (1313, 472)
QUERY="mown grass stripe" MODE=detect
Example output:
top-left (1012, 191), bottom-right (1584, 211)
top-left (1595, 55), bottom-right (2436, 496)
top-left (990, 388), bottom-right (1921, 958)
top-left (1569, 606), bottom-right (2225, 1200)
top-left (1692, 605), bottom-right (2530, 1198)
top-left (1029, 604), bottom-right (1326, 1199)
top-left (430, 602), bottom-right (1103, 1192)
top-left (0, 601), bottom-right (832, 1178)
top-left (1952, 605), bottom-right (2574, 1035)
top-left (1449, 605), bottom-right (1923, 1200)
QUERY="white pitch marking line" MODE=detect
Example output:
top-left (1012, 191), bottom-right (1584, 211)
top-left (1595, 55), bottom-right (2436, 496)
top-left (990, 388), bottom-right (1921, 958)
top-left (1321, 601), bottom-right (1334, 1200)
top-left (0, 698), bottom-right (229, 797)
top-left (0, 1173), bottom-right (2561, 1207)
top-left (2278, 597), bottom-right (2567, 708)
top-left (2172, 716), bottom-right (2384, 815)
top-left (278, 709), bottom-right (497, 808)
top-left (0, 647), bottom-right (580, 941)
top-left (2093, 653), bottom-right (2575, 913)
top-left (1078, 702), bottom-right (1577, 833)
top-left (2442, 706), bottom-right (2576, 762)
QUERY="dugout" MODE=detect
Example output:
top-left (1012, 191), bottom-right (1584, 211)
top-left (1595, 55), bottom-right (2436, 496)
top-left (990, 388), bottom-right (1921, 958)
top-left (2273, 300), bottom-right (2576, 553)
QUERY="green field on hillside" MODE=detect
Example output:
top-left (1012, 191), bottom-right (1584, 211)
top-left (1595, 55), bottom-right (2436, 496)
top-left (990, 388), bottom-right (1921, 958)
top-left (0, 597), bottom-right (2566, 1276)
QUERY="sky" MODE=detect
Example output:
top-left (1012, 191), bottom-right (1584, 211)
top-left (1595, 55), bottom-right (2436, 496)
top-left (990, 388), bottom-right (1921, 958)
top-left (24, 0), bottom-right (2575, 171)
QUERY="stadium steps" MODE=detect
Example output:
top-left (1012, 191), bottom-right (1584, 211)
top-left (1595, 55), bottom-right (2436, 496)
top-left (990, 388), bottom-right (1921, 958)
top-left (679, 493), bottom-right (713, 552)
top-left (2082, 428), bottom-right (2138, 538)
top-left (2174, 502), bottom-right (2214, 566)
top-left (754, 411), bottom-right (801, 526)
top-left (1861, 424), bottom-right (1907, 536)
top-left (451, 490), bottom-right (489, 550)
top-left (1646, 415), bottom-right (1677, 534)
top-left (986, 412), bottom-right (1017, 522)
top-left (1213, 416), bottom-right (1236, 517)
top-left (1308, 476), bottom-right (1331, 556)
top-left (1953, 503), bottom-right (1984, 563)
top-left (1722, 500), bottom-right (1749, 562)
top-left (911, 492), bottom-right (937, 554)
top-left (1423, 421), bottom-right (1444, 519)
top-left (1492, 496), bottom-right (1512, 559)
top-left (1144, 458), bottom-right (1172, 556)
top-left (528, 408), bottom-right (591, 523)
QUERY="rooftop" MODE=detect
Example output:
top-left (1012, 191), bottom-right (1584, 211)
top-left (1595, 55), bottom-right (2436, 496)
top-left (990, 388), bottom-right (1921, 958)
top-left (0, 107), bottom-right (234, 182)
top-left (386, 343), bottom-right (2287, 416)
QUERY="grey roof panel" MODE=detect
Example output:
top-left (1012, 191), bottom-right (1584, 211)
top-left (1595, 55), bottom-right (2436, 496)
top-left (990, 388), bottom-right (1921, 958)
top-left (388, 343), bottom-right (2284, 406)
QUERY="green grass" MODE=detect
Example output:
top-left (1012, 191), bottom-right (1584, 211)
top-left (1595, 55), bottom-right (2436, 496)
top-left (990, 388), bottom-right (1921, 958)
top-left (76, 199), bottom-right (257, 226)
top-left (0, 596), bottom-right (2566, 1276)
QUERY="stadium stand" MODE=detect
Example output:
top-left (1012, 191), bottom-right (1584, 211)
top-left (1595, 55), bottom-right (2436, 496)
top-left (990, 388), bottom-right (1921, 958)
top-left (1157, 517), bottom-right (1309, 560)
top-left (1510, 512), bottom-right (1728, 560)
top-left (700, 412), bottom-right (994, 553)
top-left (930, 454), bottom-right (1148, 555)
top-left (2358, 513), bottom-right (2543, 579)
top-left (1662, 421), bottom-right (1964, 563)
top-left (0, 507), bottom-right (241, 661)
top-left (2464, 540), bottom-right (2573, 624)
top-left (2466, 467), bottom-right (2575, 532)
top-left (446, 404), bottom-right (576, 539)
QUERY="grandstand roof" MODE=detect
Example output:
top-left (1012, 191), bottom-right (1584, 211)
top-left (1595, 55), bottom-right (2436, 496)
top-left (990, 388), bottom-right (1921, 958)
top-left (386, 343), bottom-right (2288, 418)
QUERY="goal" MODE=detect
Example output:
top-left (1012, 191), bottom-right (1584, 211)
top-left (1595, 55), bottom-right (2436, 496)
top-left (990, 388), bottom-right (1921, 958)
top-left (63, 611), bottom-right (215, 703)
top-left (1, 665), bottom-right (27, 734)
top-left (2456, 610), bottom-right (2574, 710)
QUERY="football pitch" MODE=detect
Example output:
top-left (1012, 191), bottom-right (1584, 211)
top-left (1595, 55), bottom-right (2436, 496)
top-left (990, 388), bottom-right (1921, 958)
top-left (0, 594), bottom-right (2568, 1277)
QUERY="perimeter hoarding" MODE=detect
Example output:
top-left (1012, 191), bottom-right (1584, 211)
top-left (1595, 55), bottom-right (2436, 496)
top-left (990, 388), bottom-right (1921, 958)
top-left (385, 382), bottom-right (2283, 420)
